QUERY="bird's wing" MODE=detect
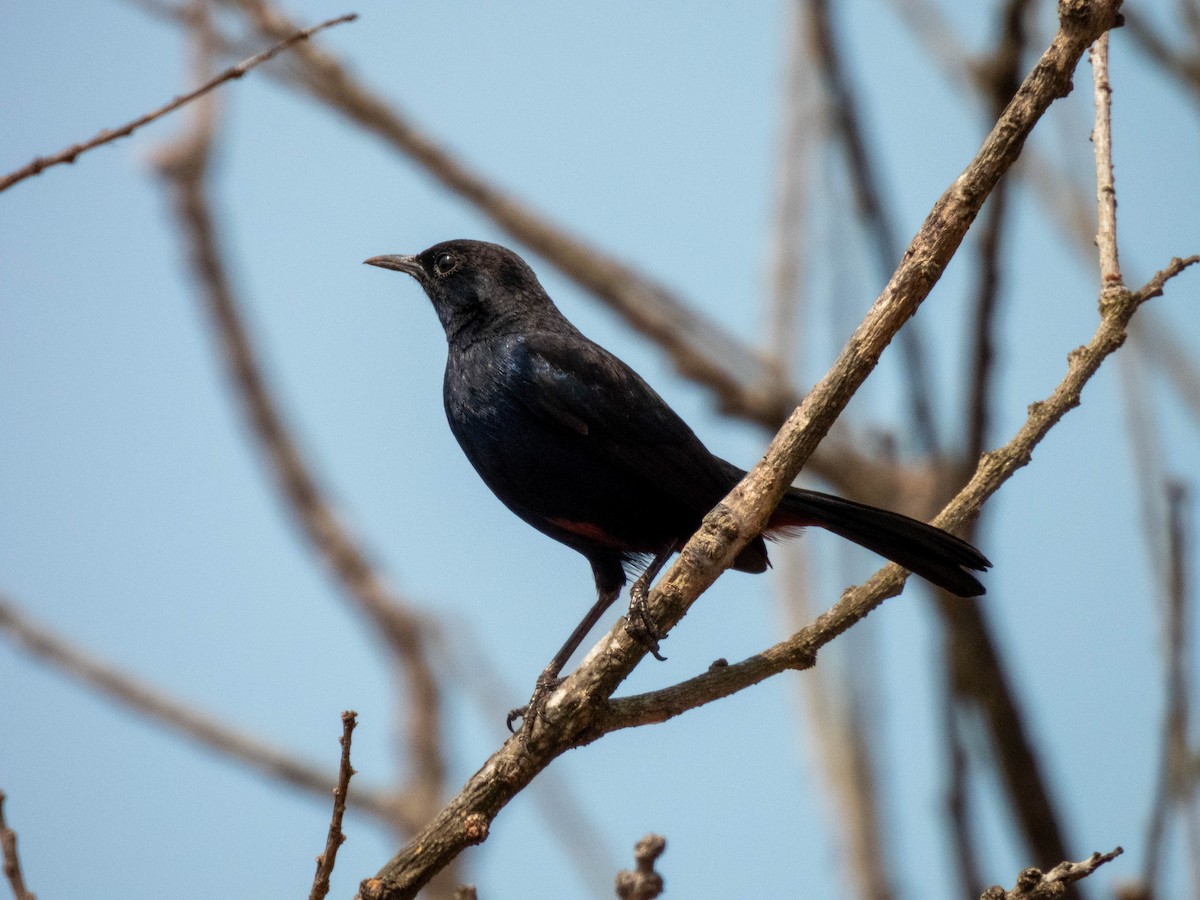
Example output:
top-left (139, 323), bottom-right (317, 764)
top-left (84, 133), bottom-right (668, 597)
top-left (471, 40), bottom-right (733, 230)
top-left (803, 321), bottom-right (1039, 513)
top-left (514, 330), bottom-right (731, 507)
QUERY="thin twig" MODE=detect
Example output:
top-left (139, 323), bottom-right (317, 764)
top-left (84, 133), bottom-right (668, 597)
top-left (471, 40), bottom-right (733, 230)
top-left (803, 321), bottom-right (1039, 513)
top-left (614, 835), bottom-right (666, 900)
top-left (310, 711), bottom-right (359, 900)
top-left (0, 12), bottom-right (357, 193)
top-left (887, 0), bottom-right (1200, 448)
top-left (1091, 31), bottom-right (1122, 291)
top-left (0, 791), bottom-right (35, 900)
top-left (0, 592), bottom-right (402, 824)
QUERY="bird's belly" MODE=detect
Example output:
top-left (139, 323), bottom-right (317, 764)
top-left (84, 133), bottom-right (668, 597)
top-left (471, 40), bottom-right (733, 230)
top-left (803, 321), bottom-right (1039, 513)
top-left (446, 397), bottom-right (689, 553)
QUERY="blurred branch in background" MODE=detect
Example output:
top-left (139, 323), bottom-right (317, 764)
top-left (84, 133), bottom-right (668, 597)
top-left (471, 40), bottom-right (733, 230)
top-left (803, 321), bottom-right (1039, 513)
top-left (777, 544), bottom-right (898, 900)
top-left (1138, 482), bottom-right (1197, 895)
top-left (146, 10), bottom-right (466, 891)
top-left (939, 1), bottom-right (1056, 893)
top-left (806, 0), bottom-right (941, 455)
top-left (1124, 7), bottom-right (1200, 101)
top-left (766, 6), bottom-right (895, 898)
top-left (0, 591), bottom-right (403, 824)
top-left (152, 21), bottom-right (449, 845)
top-left (934, 31), bottom-right (1127, 890)
top-left (885, 0), bottom-right (1200, 886)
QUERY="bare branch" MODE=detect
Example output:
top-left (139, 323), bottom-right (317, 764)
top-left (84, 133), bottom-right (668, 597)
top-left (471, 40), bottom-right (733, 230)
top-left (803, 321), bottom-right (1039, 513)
top-left (0, 791), bottom-right (35, 900)
top-left (0, 12), bottom-right (357, 194)
top-left (886, 0), bottom-right (1200, 448)
top-left (980, 847), bottom-right (1124, 899)
top-left (310, 711), bottom-right (358, 900)
top-left (614, 834), bottom-right (666, 900)
top-left (602, 255), bottom-right (1196, 732)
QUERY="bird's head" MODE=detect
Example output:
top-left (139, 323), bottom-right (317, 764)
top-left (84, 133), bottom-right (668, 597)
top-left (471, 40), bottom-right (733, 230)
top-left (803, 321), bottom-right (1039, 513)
top-left (365, 239), bottom-right (559, 342)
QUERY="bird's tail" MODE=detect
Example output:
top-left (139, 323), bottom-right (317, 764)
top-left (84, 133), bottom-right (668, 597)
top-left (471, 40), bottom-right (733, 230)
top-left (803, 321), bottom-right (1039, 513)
top-left (768, 488), bottom-right (990, 597)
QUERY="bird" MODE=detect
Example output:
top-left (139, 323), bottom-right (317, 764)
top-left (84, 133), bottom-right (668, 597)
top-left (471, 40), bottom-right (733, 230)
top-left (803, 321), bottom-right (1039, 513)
top-left (365, 239), bottom-right (989, 729)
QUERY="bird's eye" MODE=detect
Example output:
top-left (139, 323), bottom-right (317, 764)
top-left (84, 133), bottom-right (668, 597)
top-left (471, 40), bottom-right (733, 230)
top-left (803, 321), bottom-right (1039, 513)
top-left (433, 252), bottom-right (457, 275)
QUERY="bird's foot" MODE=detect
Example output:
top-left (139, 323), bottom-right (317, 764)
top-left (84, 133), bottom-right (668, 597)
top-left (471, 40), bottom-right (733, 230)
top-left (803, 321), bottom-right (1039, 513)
top-left (626, 580), bottom-right (667, 661)
top-left (506, 670), bottom-right (565, 736)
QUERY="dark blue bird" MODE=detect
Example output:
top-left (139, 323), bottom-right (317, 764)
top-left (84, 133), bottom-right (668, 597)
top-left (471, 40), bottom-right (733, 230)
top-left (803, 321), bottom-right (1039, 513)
top-left (366, 240), bottom-right (989, 726)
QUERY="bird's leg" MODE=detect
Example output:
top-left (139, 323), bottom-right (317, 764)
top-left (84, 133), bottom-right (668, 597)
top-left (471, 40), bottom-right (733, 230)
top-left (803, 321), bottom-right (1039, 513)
top-left (507, 586), bottom-right (622, 734)
top-left (625, 545), bottom-right (676, 661)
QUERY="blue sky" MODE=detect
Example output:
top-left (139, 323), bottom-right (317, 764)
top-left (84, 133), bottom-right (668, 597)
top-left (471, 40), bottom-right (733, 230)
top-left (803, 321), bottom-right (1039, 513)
top-left (3, 2), bottom-right (1199, 898)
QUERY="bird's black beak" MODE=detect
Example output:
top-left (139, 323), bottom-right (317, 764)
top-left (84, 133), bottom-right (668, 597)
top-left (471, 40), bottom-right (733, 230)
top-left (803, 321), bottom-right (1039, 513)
top-left (363, 254), bottom-right (423, 279)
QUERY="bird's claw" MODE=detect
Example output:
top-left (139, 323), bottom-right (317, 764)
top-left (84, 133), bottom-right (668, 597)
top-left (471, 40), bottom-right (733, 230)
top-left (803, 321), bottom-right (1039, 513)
top-left (626, 583), bottom-right (668, 661)
top-left (507, 671), bottom-right (565, 735)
